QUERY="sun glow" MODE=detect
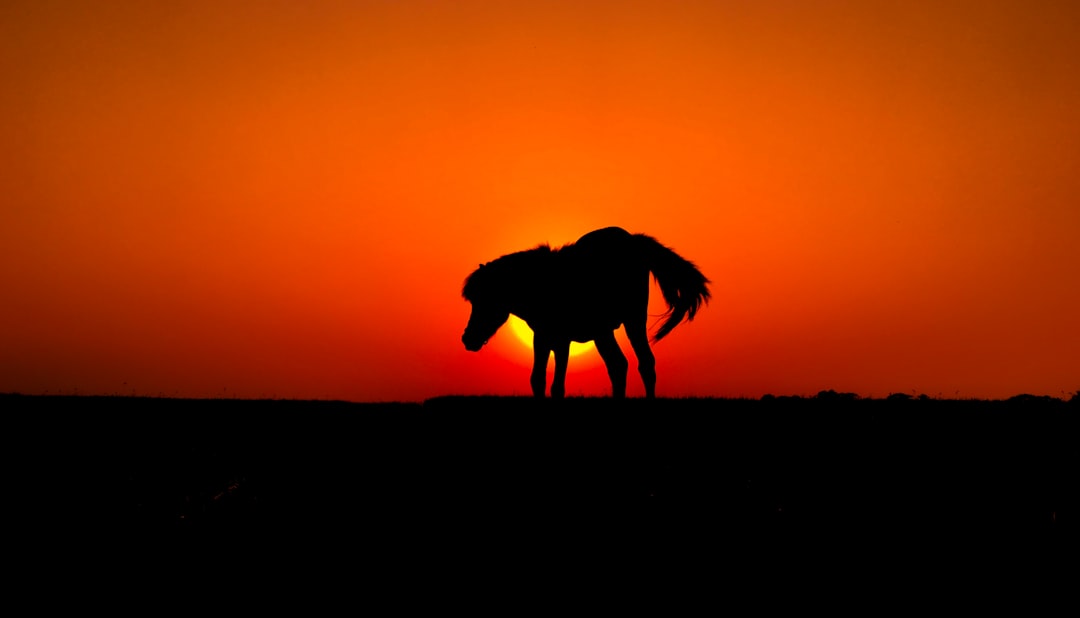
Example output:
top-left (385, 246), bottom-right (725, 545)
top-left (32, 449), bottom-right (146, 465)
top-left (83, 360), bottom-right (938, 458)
top-left (508, 315), bottom-right (596, 358)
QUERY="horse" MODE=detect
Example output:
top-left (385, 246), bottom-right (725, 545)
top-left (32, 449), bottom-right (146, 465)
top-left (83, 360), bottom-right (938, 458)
top-left (461, 226), bottom-right (711, 399)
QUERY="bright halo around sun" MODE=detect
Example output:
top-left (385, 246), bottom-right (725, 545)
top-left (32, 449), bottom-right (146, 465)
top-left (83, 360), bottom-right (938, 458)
top-left (508, 315), bottom-right (595, 358)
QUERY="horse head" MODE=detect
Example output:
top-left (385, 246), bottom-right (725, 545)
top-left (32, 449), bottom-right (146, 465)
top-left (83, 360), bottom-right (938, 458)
top-left (461, 262), bottom-right (510, 352)
top-left (462, 302), bottom-right (509, 351)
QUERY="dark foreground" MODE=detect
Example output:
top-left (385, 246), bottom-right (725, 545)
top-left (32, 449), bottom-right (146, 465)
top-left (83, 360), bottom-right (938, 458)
top-left (4, 393), bottom-right (1074, 545)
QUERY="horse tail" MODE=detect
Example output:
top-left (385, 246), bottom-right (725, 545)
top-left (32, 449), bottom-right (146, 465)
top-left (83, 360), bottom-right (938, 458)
top-left (635, 233), bottom-right (711, 342)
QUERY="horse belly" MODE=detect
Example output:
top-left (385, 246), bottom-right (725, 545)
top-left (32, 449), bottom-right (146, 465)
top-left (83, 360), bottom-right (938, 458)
top-left (559, 306), bottom-right (622, 342)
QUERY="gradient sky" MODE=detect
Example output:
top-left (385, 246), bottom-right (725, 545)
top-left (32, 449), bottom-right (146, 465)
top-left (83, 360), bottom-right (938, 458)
top-left (2, 1), bottom-right (1077, 402)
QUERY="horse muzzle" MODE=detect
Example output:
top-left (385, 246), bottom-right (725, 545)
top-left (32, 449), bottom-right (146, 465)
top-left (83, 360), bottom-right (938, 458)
top-left (462, 334), bottom-right (486, 352)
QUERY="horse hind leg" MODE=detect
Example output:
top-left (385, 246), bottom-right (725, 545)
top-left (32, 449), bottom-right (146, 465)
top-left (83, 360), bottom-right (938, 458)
top-left (594, 330), bottom-right (628, 398)
top-left (624, 320), bottom-right (656, 398)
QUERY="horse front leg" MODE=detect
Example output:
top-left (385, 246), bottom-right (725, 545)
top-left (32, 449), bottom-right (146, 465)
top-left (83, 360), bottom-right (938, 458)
top-left (550, 340), bottom-right (571, 399)
top-left (531, 333), bottom-right (551, 398)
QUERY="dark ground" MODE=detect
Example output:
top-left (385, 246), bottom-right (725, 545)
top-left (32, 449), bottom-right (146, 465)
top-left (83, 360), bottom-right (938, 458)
top-left (4, 393), bottom-right (1074, 550)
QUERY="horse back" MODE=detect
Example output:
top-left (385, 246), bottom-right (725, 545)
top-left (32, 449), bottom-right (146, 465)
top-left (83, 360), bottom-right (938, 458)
top-left (573, 226), bottom-right (633, 249)
top-left (553, 227), bottom-right (650, 319)
top-left (566, 227), bottom-right (647, 277)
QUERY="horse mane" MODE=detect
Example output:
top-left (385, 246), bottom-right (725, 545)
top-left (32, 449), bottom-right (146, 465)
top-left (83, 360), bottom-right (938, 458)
top-left (462, 243), bottom-right (553, 302)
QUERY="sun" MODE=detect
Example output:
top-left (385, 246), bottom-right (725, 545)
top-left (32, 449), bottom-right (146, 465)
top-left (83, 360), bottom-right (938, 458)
top-left (508, 315), bottom-right (596, 358)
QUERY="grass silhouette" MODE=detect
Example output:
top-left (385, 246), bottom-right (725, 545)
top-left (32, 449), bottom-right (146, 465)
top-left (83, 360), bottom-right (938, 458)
top-left (4, 392), bottom-right (1073, 539)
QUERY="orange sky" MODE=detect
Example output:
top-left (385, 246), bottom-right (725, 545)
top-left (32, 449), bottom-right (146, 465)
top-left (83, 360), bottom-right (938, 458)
top-left (2, 1), bottom-right (1077, 402)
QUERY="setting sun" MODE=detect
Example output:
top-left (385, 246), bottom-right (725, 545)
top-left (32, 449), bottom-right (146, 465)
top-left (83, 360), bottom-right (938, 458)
top-left (508, 315), bottom-right (596, 358)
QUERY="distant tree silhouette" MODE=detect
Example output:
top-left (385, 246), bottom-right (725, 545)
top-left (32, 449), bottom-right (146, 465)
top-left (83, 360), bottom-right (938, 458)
top-left (816, 389), bottom-right (860, 402)
top-left (461, 227), bottom-right (710, 399)
top-left (1008, 393), bottom-right (1060, 405)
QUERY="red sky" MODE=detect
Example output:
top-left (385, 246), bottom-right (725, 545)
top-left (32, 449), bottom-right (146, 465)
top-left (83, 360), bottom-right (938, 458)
top-left (2, 1), bottom-right (1077, 402)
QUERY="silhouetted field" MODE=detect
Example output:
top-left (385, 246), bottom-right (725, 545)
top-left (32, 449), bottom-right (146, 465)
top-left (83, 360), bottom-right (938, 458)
top-left (4, 392), bottom-right (1074, 543)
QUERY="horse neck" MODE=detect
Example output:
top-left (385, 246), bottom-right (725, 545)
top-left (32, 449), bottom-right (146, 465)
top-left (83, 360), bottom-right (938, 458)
top-left (497, 248), bottom-right (550, 310)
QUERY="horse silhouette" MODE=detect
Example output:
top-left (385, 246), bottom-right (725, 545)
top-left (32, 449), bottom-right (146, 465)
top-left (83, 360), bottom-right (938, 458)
top-left (461, 226), bottom-right (710, 398)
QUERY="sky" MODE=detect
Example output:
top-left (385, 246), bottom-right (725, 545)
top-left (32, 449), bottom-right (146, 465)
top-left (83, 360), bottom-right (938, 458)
top-left (2, 0), bottom-right (1077, 402)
